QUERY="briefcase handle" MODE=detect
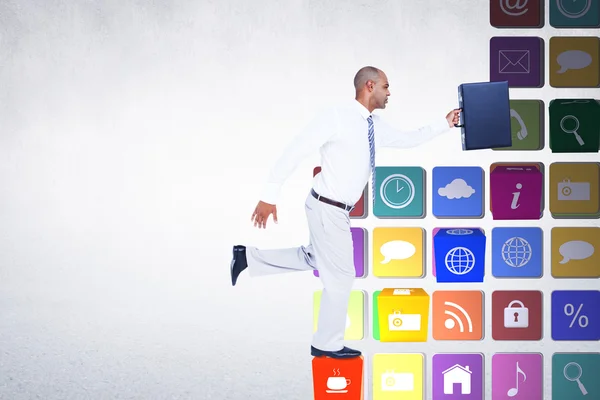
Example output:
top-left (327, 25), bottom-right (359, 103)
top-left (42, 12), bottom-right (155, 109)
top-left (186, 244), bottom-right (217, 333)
top-left (454, 108), bottom-right (464, 128)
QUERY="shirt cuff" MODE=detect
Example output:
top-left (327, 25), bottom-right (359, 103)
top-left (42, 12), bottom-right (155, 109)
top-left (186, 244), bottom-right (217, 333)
top-left (435, 117), bottom-right (452, 133)
top-left (261, 182), bottom-right (282, 205)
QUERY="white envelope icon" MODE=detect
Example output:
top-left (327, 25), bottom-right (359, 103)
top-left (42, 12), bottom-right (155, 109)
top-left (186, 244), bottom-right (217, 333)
top-left (499, 50), bottom-right (530, 74)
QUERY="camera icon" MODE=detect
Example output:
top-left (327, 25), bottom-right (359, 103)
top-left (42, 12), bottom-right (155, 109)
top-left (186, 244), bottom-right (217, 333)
top-left (558, 179), bottom-right (590, 201)
top-left (388, 311), bottom-right (422, 331)
top-left (381, 370), bottom-right (414, 391)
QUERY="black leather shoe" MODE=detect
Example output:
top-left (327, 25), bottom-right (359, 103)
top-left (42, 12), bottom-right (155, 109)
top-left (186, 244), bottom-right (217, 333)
top-left (311, 345), bottom-right (361, 359)
top-left (230, 245), bottom-right (247, 286)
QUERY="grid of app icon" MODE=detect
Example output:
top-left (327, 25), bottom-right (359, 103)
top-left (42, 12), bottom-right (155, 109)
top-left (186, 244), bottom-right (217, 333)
top-left (311, 2), bottom-right (600, 398)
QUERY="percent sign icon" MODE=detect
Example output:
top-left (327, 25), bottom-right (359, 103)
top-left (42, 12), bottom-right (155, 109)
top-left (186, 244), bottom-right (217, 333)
top-left (564, 303), bottom-right (589, 328)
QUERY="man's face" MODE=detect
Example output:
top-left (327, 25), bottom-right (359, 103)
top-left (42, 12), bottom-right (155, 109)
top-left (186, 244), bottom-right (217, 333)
top-left (371, 72), bottom-right (390, 109)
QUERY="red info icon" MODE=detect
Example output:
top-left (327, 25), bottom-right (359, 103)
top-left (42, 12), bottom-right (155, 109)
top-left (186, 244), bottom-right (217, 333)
top-left (313, 167), bottom-right (367, 218)
top-left (312, 355), bottom-right (363, 400)
top-left (490, 0), bottom-right (543, 28)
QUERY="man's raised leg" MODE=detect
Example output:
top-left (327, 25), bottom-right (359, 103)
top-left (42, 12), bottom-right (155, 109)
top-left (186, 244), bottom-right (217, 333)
top-left (230, 194), bottom-right (318, 285)
top-left (230, 244), bottom-right (316, 286)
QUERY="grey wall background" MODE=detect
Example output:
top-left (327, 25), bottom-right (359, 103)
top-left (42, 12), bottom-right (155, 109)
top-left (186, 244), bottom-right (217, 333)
top-left (0, 0), bottom-right (598, 399)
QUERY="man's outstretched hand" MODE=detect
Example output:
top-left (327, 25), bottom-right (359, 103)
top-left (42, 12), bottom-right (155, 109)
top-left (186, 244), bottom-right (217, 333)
top-left (251, 200), bottom-right (278, 229)
top-left (446, 108), bottom-right (462, 128)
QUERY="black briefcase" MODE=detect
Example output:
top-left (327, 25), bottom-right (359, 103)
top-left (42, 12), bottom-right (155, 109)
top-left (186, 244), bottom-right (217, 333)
top-left (456, 81), bottom-right (512, 150)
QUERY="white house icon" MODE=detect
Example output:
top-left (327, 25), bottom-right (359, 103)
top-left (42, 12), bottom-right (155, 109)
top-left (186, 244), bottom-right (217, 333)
top-left (442, 364), bottom-right (472, 394)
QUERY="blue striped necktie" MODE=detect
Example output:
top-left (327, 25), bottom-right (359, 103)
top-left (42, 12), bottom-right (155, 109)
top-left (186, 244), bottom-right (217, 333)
top-left (367, 116), bottom-right (375, 203)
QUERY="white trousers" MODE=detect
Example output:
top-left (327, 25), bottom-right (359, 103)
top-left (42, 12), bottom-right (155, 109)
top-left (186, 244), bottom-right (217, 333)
top-left (246, 192), bottom-right (355, 351)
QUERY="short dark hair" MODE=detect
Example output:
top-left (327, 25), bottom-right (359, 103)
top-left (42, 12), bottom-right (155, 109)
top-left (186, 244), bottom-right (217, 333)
top-left (353, 66), bottom-right (382, 90)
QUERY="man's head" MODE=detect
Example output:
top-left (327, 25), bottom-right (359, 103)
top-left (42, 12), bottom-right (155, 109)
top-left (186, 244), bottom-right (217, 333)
top-left (353, 66), bottom-right (390, 112)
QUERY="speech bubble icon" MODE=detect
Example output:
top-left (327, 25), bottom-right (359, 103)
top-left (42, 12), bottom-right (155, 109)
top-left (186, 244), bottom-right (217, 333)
top-left (559, 240), bottom-right (594, 264)
top-left (557, 50), bottom-right (592, 73)
top-left (380, 240), bottom-right (416, 264)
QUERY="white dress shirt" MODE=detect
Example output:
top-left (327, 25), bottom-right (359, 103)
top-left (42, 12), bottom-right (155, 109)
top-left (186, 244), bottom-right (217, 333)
top-left (261, 99), bottom-right (451, 206)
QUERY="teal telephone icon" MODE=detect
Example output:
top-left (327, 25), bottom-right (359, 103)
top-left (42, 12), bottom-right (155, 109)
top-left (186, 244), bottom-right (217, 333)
top-left (510, 108), bottom-right (528, 140)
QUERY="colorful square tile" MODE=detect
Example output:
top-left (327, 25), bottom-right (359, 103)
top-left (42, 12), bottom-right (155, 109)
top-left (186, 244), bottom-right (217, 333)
top-left (550, 37), bottom-right (600, 88)
top-left (432, 166), bottom-right (484, 218)
top-left (373, 166), bottom-right (425, 218)
top-left (551, 290), bottom-right (600, 340)
top-left (549, 99), bottom-right (600, 153)
top-left (551, 227), bottom-right (600, 278)
top-left (373, 353), bottom-right (423, 399)
top-left (549, 162), bottom-right (600, 218)
top-left (490, 36), bottom-right (544, 88)
top-left (373, 227), bottom-right (424, 278)
top-left (493, 100), bottom-right (544, 151)
top-left (490, 0), bottom-right (544, 28)
top-left (491, 227), bottom-right (543, 278)
top-left (313, 355), bottom-right (364, 399)
top-left (433, 353), bottom-right (484, 399)
top-left (432, 291), bottom-right (484, 341)
top-left (552, 353), bottom-right (600, 399)
top-left (492, 290), bottom-right (543, 340)
top-left (550, 0), bottom-right (600, 28)
top-left (492, 353), bottom-right (543, 399)
top-left (489, 163), bottom-right (544, 220)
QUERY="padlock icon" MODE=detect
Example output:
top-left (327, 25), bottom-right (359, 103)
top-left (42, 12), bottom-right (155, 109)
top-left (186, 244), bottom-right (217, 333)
top-left (504, 300), bottom-right (529, 328)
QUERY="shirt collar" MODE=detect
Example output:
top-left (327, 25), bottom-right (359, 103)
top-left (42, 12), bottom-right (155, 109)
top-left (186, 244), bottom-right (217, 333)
top-left (353, 99), bottom-right (372, 120)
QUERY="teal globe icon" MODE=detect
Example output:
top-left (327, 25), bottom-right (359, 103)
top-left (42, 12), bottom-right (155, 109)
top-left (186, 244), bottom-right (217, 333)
top-left (501, 237), bottom-right (532, 268)
top-left (444, 247), bottom-right (475, 275)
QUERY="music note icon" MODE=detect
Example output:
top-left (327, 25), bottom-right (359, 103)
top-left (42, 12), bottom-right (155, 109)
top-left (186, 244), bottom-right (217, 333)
top-left (492, 353), bottom-right (542, 399)
top-left (507, 362), bottom-right (527, 397)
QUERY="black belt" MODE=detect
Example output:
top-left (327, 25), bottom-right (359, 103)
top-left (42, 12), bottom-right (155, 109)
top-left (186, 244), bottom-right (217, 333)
top-left (311, 189), bottom-right (354, 212)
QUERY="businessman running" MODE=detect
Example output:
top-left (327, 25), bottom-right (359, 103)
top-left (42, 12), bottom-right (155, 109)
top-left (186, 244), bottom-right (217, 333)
top-left (230, 66), bottom-right (461, 358)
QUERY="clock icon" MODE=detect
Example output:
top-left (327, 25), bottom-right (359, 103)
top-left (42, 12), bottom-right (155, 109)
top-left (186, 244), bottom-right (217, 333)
top-left (380, 174), bottom-right (415, 209)
top-left (556, 0), bottom-right (591, 18)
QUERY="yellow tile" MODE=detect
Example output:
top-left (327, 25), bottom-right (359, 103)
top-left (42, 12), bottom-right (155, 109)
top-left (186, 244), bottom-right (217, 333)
top-left (549, 162), bottom-right (600, 215)
top-left (313, 290), bottom-right (364, 340)
top-left (377, 288), bottom-right (430, 342)
top-left (551, 227), bottom-right (600, 277)
top-left (373, 353), bottom-right (423, 400)
top-left (373, 227), bottom-right (424, 277)
top-left (550, 36), bottom-right (600, 87)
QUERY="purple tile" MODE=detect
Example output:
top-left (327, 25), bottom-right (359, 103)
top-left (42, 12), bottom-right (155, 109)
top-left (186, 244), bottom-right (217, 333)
top-left (492, 353), bottom-right (543, 399)
top-left (490, 165), bottom-right (543, 220)
top-left (433, 353), bottom-right (484, 399)
top-left (490, 36), bottom-right (544, 88)
top-left (314, 227), bottom-right (365, 278)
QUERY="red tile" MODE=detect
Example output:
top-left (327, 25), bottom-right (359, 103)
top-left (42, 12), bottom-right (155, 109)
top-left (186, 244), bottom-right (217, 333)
top-left (312, 355), bottom-right (363, 399)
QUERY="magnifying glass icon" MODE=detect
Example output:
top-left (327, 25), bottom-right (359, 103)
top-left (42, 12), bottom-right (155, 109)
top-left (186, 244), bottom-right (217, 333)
top-left (560, 115), bottom-right (585, 146)
top-left (564, 362), bottom-right (588, 395)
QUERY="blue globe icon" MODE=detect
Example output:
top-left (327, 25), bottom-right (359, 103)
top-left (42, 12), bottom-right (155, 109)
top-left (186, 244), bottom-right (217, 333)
top-left (444, 247), bottom-right (475, 275)
top-left (501, 236), bottom-right (531, 268)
